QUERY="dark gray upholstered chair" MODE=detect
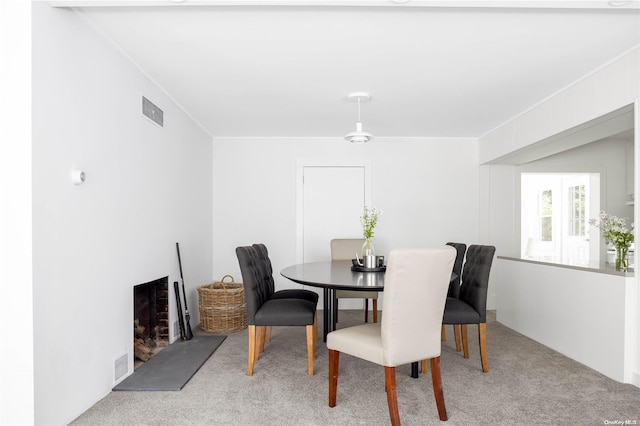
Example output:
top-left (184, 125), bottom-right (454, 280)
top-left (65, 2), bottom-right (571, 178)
top-left (252, 243), bottom-right (319, 344)
top-left (441, 242), bottom-right (467, 350)
top-left (236, 245), bottom-right (318, 376)
top-left (328, 247), bottom-right (456, 424)
top-left (446, 242), bottom-right (466, 298)
top-left (252, 244), bottom-right (318, 303)
top-left (442, 245), bottom-right (495, 373)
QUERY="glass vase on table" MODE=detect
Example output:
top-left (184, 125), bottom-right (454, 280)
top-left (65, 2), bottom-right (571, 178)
top-left (616, 245), bottom-right (629, 271)
top-left (361, 238), bottom-right (377, 268)
top-left (361, 237), bottom-right (375, 257)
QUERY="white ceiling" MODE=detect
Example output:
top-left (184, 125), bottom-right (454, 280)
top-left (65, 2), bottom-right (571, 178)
top-left (55, 1), bottom-right (640, 139)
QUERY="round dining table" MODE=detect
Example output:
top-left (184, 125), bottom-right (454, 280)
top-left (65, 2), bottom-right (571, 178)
top-left (280, 260), bottom-right (385, 342)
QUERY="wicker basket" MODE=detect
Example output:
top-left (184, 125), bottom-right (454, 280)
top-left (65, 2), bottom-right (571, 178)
top-left (197, 275), bottom-right (247, 333)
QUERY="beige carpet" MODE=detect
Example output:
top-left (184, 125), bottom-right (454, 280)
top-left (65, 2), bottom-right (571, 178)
top-left (71, 310), bottom-right (640, 425)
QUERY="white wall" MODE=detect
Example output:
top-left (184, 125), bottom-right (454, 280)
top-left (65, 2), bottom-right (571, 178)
top-left (0, 1), bottom-right (34, 424)
top-left (496, 259), bottom-right (632, 382)
top-left (211, 137), bottom-right (481, 294)
top-left (31, 4), bottom-right (213, 424)
top-left (479, 47), bottom-right (640, 386)
top-left (479, 164), bottom-right (516, 309)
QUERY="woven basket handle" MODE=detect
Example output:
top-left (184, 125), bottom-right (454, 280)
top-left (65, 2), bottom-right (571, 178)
top-left (220, 274), bottom-right (234, 290)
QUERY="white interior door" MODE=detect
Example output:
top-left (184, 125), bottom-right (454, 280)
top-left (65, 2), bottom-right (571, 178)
top-left (296, 163), bottom-right (371, 308)
top-left (302, 166), bottom-right (365, 262)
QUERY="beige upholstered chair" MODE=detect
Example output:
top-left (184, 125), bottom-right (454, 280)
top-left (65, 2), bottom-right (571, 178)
top-left (331, 238), bottom-right (379, 323)
top-left (327, 247), bottom-right (456, 424)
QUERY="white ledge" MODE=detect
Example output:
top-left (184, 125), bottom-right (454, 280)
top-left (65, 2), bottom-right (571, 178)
top-left (497, 255), bottom-right (635, 277)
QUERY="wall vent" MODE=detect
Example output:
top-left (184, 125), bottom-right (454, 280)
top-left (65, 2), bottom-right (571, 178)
top-left (142, 96), bottom-right (163, 127)
top-left (173, 320), bottom-right (180, 341)
top-left (114, 352), bottom-right (129, 383)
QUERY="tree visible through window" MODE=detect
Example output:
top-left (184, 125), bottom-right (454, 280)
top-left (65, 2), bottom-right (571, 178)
top-left (568, 185), bottom-right (586, 237)
top-left (538, 189), bottom-right (553, 241)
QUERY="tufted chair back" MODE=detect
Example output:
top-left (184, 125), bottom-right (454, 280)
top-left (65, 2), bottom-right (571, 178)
top-left (445, 242), bottom-right (467, 298)
top-left (252, 243), bottom-right (276, 296)
top-left (458, 245), bottom-right (496, 323)
top-left (236, 245), bottom-right (271, 324)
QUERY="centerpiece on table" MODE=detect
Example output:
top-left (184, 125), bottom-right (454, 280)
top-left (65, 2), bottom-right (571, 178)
top-left (589, 211), bottom-right (634, 271)
top-left (360, 206), bottom-right (380, 257)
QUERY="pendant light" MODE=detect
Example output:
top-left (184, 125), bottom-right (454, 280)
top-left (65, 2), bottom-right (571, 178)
top-left (344, 92), bottom-right (374, 143)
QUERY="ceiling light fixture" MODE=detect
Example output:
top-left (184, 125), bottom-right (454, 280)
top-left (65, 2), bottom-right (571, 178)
top-left (344, 92), bottom-right (374, 144)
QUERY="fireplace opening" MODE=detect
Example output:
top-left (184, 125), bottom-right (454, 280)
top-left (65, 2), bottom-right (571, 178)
top-left (133, 276), bottom-right (169, 367)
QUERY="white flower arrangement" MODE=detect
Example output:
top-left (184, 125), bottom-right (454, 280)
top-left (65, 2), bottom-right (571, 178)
top-left (589, 211), bottom-right (634, 251)
top-left (361, 206), bottom-right (380, 239)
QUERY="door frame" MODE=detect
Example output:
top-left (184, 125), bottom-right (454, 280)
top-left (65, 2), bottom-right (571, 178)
top-left (296, 159), bottom-right (372, 263)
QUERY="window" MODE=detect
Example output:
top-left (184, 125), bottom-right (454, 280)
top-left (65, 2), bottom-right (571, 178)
top-left (567, 185), bottom-right (586, 237)
top-left (521, 173), bottom-right (599, 265)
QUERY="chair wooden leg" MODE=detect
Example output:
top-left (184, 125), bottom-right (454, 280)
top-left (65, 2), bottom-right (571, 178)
top-left (255, 326), bottom-right (265, 359)
top-left (373, 299), bottom-right (378, 323)
top-left (261, 326), bottom-right (268, 352)
top-left (478, 323), bottom-right (489, 373)
top-left (265, 326), bottom-right (272, 343)
top-left (430, 357), bottom-right (448, 421)
top-left (461, 324), bottom-right (469, 359)
top-left (384, 366), bottom-right (401, 426)
top-left (441, 325), bottom-right (446, 341)
top-left (247, 325), bottom-right (256, 376)
top-left (454, 324), bottom-right (462, 352)
top-left (364, 299), bottom-right (369, 323)
top-left (306, 324), bottom-right (315, 376)
top-left (421, 359), bottom-right (428, 374)
top-left (329, 350), bottom-right (339, 407)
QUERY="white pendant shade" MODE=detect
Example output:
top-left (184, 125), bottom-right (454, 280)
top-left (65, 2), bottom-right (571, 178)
top-left (344, 92), bottom-right (374, 143)
top-left (345, 121), bottom-right (374, 144)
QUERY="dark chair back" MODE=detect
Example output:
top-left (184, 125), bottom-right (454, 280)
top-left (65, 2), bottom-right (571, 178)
top-left (445, 242), bottom-right (466, 298)
top-left (458, 245), bottom-right (495, 323)
top-left (236, 245), bottom-right (271, 324)
top-left (252, 243), bottom-right (276, 295)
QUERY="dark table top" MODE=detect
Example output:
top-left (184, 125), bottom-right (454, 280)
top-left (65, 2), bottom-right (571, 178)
top-left (280, 260), bottom-right (385, 291)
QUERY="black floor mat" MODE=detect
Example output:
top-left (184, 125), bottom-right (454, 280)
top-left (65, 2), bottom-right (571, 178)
top-left (113, 335), bottom-right (226, 391)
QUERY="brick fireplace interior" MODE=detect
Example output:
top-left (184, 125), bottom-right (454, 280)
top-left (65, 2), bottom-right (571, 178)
top-left (133, 276), bottom-right (169, 367)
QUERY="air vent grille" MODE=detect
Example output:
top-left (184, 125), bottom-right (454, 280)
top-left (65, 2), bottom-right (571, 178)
top-left (142, 96), bottom-right (163, 127)
top-left (114, 352), bottom-right (128, 382)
